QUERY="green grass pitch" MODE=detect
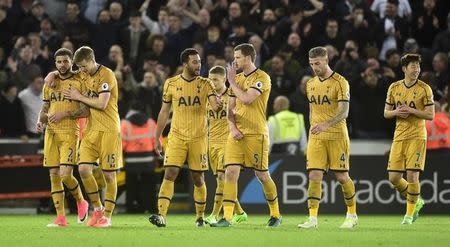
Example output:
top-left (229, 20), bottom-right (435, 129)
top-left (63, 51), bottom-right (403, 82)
top-left (1, 214), bottom-right (449, 247)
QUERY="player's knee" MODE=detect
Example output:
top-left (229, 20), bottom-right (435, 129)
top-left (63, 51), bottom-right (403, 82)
top-left (255, 170), bottom-right (270, 183)
top-left (217, 172), bottom-right (225, 181)
top-left (78, 165), bottom-right (93, 178)
top-left (59, 166), bottom-right (72, 178)
top-left (191, 172), bottom-right (204, 187)
top-left (224, 166), bottom-right (239, 181)
top-left (388, 174), bottom-right (401, 185)
top-left (308, 170), bottom-right (323, 181)
top-left (103, 171), bottom-right (116, 183)
top-left (406, 171), bottom-right (419, 183)
top-left (164, 167), bottom-right (179, 181)
top-left (49, 168), bottom-right (60, 176)
top-left (335, 172), bottom-right (350, 184)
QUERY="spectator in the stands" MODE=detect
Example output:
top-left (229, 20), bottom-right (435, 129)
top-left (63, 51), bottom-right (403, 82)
top-left (0, 82), bottom-right (27, 137)
top-left (7, 44), bottom-right (42, 90)
top-left (119, 10), bottom-right (149, 68)
top-left (19, 0), bottom-right (48, 35)
top-left (39, 17), bottom-right (62, 54)
top-left (268, 54), bottom-right (297, 96)
top-left (92, 9), bottom-right (119, 62)
top-left (371, 0), bottom-right (412, 19)
top-left (381, 48), bottom-right (402, 82)
top-left (335, 40), bottom-right (366, 87)
top-left (61, 0), bottom-right (93, 48)
top-left (203, 25), bottom-right (224, 58)
top-left (226, 18), bottom-right (253, 47)
top-left (413, 0), bottom-right (440, 48)
top-left (140, 2), bottom-right (169, 35)
top-left (432, 12), bottom-right (450, 54)
top-left (137, 71), bottom-right (162, 120)
top-left (432, 52), bottom-right (449, 91)
top-left (318, 18), bottom-right (345, 52)
top-left (18, 74), bottom-right (43, 137)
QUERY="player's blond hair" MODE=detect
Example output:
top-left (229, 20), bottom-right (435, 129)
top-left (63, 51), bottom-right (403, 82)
top-left (74, 46), bottom-right (95, 63)
top-left (209, 66), bottom-right (226, 76)
top-left (309, 46), bottom-right (328, 58)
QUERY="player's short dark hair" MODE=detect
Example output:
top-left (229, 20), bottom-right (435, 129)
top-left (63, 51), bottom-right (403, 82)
top-left (54, 48), bottom-right (73, 60)
top-left (74, 46), bottom-right (95, 63)
top-left (209, 66), bottom-right (226, 76)
top-left (400, 53), bottom-right (421, 67)
top-left (234, 43), bottom-right (256, 62)
top-left (309, 46), bottom-right (328, 58)
top-left (180, 48), bottom-right (199, 64)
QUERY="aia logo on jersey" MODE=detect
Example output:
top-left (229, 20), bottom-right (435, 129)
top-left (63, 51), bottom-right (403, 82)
top-left (208, 109), bottom-right (226, 119)
top-left (309, 95), bottom-right (331, 105)
top-left (178, 96), bottom-right (201, 107)
top-left (396, 101), bottom-right (416, 109)
top-left (49, 92), bottom-right (71, 102)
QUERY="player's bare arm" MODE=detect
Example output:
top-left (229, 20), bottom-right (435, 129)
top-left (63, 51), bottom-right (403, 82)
top-left (36, 102), bottom-right (50, 133)
top-left (384, 104), bottom-right (410, 119)
top-left (311, 101), bottom-right (349, 135)
top-left (63, 88), bottom-right (110, 110)
top-left (154, 101), bottom-right (172, 156)
top-left (47, 103), bottom-right (90, 123)
top-left (226, 63), bottom-right (261, 105)
top-left (227, 96), bottom-right (243, 140)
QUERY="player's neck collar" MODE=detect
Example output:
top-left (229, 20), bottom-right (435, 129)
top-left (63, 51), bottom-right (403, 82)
top-left (403, 79), bottom-right (418, 89)
top-left (180, 74), bottom-right (196, 82)
top-left (244, 67), bottom-right (258, 77)
top-left (91, 64), bottom-right (101, 76)
top-left (319, 71), bottom-right (335, 82)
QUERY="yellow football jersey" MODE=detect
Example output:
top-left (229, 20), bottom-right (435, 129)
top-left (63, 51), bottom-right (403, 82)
top-left (84, 65), bottom-right (120, 133)
top-left (385, 79), bottom-right (434, 141)
top-left (43, 73), bottom-right (85, 134)
top-left (163, 75), bottom-right (215, 140)
top-left (230, 69), bottom-right (271, 135)
top-left (207, 87), bottom-right (230, 143)
top-left (306, 71), bottom-right (350, 140)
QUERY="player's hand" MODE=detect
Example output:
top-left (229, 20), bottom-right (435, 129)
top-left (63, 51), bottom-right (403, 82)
top-left (44, 71), bottom-right (58, 88)
top-left (396, 105), bottom-right (411, 118)
top-left (63, 88), bottom-right (82, 101)
top-left (231, 126), bottom-right (243, 140)
top-left (226, 62), bottom-right (237, 85)
top-left (310, 122), bottom-right (330, 135)
top-left (215, 96), bottom-right (223, 110)
top-left (154, 138), bottom-right (163, 158)
top-left (35, 122), bottom-right (45, 133)
top-left (48, 111), bottom-right (68, 123)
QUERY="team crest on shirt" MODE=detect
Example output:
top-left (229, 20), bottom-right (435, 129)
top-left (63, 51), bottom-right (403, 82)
top-left (255, 81), bottom-right (263, 89)
top-left (101, 82), bottom-right (109, 91)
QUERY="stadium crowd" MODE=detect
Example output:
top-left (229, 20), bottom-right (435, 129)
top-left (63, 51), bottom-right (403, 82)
top-left (0, 0), bottom-right (449, 139)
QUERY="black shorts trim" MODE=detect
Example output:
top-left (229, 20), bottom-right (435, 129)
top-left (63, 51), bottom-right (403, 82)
top-left (400, 186), bottom-right (408, 193)
top-left (98, 90), bottom-right (110, 94)
top-left (405, 168), bottom-right (423, 172)
top-left (86, 190), bottom-right (99, 195)
top-left (229, 95), bottom-right (236, 97)
top-left (224, 164), bottom-right (244, 169)
top-left (158, 196), bottom-right (172, 202)
top-left (329, 169), bottom-right (349, 173)
top-left (307, 196), bottom-right (321, 201)
top-left (164, 165), bottom-right (182, 169)
top-left (424, 103), bottom-right (434, 106)
top-left (51, 190), bottom-right (64, 195)
top-left (307, 168), bottom-right (327, 173)
top-left (251, 167), bottom-right (269, 172)
top-left (194, 200), bottom-right (206, 205)
top-left (188, 168), bottom-right (207, 172)
top-left (163, 100), bottom-right (171, 103)
top-left (60, 163), bottom-right (77, 167)
top-left (79, 162), bottom-right (97, 166)
top-left (337, 100), bottom-right (349, 102)
top-left (215, 193), bottom-right (223, 196)
top-left (385, 102), bottom-right (394, 106)
top-left (387, 169), bottom-right (406, 173)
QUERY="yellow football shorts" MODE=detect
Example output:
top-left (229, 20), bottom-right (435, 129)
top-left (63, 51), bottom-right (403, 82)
top-left (78, 130), bottom-right (123, 171)
top-left (224, 134), bottom-right (269, 171)
top-left (164, 134), bottom-right (208, 171)
top-left (208, 142), bottom-right (226, 175)
top-left (43, 131), bottom-right (78, 167)
top-left (306, 138), bottom-right (350, 172)
top-left (388, 139), bottom-right (426, 172)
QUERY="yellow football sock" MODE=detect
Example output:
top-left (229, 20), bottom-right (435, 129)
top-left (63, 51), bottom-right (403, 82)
top-left (222, 181), bottom-right (237, 221)
top-left (211, 177), bottom-right (224, 217)
top-left (194, 183), bottom-right (207, 219)
top-left (50, 174), bottom-right (65, 216)
top-left (406, 182), bottom-right (420, 217)
top-left (262, 179), bottom-right (280, 218)
top-left (234, 200), bottom-right (244, 215)
top-left (308, 180), bottom-right (322, 217)
top-left (341, 179), bottom-right (357, 215)
top-left (81, 175), bottom-right (102, 208)
top-left (104, 174), bottom-right (117, 218)
top-left (93, 168), bottom-right (106, 191)
top-left (61, 174), bottom-right (83, 202)
top-left (393, 178), bottom-right (408, 198)
top-left (158, 179), bottom-right (174, 217)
